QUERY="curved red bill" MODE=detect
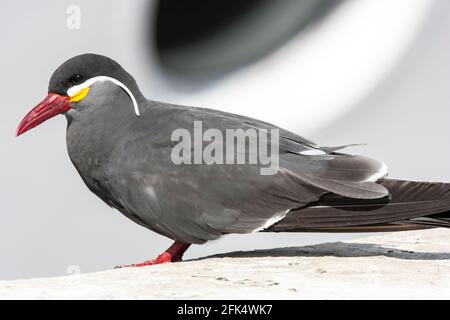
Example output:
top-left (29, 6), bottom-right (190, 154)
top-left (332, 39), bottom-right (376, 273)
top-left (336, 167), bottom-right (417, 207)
top-left (16, 93), bottom-right (71, 137)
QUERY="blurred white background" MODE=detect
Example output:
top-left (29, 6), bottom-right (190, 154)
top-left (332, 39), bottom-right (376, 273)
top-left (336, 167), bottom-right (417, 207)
top-left (1, 0), bottom-right (449, 280)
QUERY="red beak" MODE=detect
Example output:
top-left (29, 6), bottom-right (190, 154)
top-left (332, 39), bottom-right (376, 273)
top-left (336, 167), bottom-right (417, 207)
top-left (16, 93), bottom-right (71, 137)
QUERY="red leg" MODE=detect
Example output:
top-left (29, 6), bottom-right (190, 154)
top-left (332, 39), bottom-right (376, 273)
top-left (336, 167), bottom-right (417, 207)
top-left (116, 241), bottom-right (191, 268)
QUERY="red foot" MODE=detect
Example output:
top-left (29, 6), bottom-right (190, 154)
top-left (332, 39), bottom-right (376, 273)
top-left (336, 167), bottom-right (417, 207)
top-left (116, 241), bottom-right (191, 268)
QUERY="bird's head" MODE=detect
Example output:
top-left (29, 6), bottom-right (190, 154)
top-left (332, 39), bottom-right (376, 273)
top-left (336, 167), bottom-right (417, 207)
top-left (16, 53), bottom-right (142, 136)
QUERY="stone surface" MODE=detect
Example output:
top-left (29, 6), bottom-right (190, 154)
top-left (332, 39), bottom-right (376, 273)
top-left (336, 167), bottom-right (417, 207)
top-left (0, 229), bottom-right (449, 299)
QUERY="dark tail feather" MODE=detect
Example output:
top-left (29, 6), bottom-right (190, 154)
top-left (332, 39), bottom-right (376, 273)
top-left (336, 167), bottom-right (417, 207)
top-left (267, 179), bottom-right (450, 233)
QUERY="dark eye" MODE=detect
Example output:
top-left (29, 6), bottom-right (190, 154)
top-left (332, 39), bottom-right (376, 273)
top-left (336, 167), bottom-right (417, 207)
top-left (70, 74), bottom-right (84, 85)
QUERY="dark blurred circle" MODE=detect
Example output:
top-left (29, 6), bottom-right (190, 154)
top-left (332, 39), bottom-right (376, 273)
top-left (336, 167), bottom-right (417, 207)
top-left (154, 0), bottom-right (342, 80)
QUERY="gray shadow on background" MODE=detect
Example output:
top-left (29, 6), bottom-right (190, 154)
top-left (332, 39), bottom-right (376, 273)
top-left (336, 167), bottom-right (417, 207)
top-left (153, 0), bottom-right (343, 84)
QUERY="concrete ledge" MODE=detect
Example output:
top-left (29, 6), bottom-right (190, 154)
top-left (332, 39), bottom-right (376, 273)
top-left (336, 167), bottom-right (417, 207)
top-left (1, 229), bottom-right (449, 299)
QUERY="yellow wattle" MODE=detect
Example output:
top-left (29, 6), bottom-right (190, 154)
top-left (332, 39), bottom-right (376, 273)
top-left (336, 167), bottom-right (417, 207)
top-left (70, 87), bottom-right (90, 102)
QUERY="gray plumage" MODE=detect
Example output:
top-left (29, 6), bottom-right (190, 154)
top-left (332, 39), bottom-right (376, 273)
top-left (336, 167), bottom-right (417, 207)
top-left (45, 54), bottom-right (450, 244)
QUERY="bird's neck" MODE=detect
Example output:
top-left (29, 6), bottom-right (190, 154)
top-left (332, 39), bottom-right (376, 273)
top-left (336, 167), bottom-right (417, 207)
top-left (65, 101), bottom-right (139, 180)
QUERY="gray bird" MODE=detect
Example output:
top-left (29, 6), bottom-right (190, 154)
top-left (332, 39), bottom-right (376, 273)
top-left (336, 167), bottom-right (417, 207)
top-left (16, 54), bottom-right (450, 267)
